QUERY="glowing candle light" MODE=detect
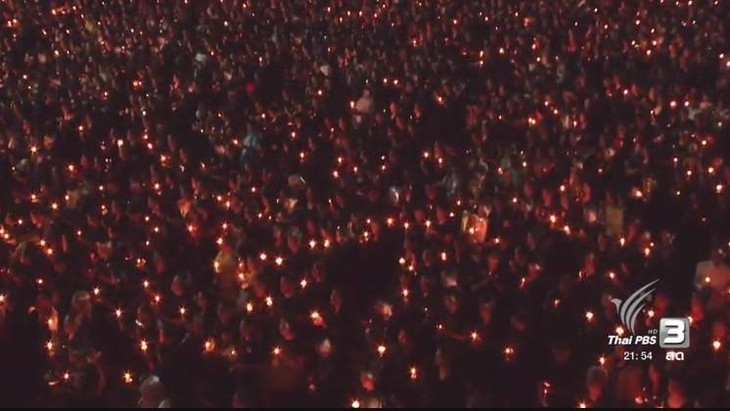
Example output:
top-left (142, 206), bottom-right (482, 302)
top-left (310, 311), bottom-right (321, 321)
top-left (300, 279), bottom-right (308, 289)
top-left (46, 341), bottom-right (54, 353)
top-left (503, 346), bottom-right (515, 360)
top-left (549, 214), bottom-right (557, 224)
top-left (579, 401), bottom-right (587, 408)
top-left (309, 240), bottom-right (316, 249)
top-left (598, 356), bottom-right (605, 366)
top-left (553, 299), bottom-right (560, 308)
top-left (615, 326), bottom-right (625, 337)
top-left (409, 366), bottom-right (418, 380)
top-left (440, 252), bottom-right (447, 261)
top-left (275, 256), bottom-right (284, 266)
top-left (265, 296), bottom-right (273, 307)
top-left (140, 340), bottom-right (148, 353)
top-left (377, 344), bottom-right (386, 356)
top-left (470, 331), bottom-right (479, 342)
top-left (259, 253), bottom-right (267, 261)
top-left (115, 308), bottom-right (122, 319)
top-left (401, 288), bottom-right (409, 299)
top-left (154, 294), bottom-right (161, 304)
top-left (585, 311), bottom-right (594, 322)
top-left (351, 400), bottom-right (360, 408)
top-left (123, 371), bottom-right (133, 384)
top-left (647, 309), bottom-right (655, 318)
top-left (204, 338), bottom-right (215, 353)
top-left (179, 306), bottom-right (187, 316)
top-left (92, 287), bottom-right (101, 296)
top-left (713, 340), bottom-right (722, 351)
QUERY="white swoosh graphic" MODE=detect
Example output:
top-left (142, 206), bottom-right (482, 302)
top-left (620, 279), bottom-right (659, 334)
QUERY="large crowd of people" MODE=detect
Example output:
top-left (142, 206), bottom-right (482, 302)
top-left (1, 0), bottom-right (729, 408)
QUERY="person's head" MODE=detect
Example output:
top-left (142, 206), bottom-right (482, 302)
top-left (330, 289), bottom-right (342, 309)
top-left (586, 366), bottom-right (608, 400)
top-left (232, 388), bottom-right (252, 408)
top-left (170, 275), bottom-right (184, 296)
top-left (360, 371), bottom-right (376, 392)
top-left (479, 300), bottom-right (495, 324)
top-left (667, 377), bottom-right (687, 400)
top-left (139, 375), bottom-right (166, 408)
top-left (279, 317), bottom-right (294, 339)
top-left (551, 340), bottom-right (572, 364)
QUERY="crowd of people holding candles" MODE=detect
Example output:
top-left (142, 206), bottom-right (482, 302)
top-left (1, 0), bottom-right (729, 408)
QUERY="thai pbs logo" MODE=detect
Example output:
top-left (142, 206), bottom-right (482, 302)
top-left (607, 279), bottom-right (689, 358)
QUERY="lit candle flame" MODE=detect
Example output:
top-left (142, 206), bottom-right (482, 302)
top-left (115, 308), bottom-right (122, 319)
top-left (615, 326), bottom-right (625, 337)
top-left (273, 346), bottom-right (281, 356)
top-left (377, 344), bottom-right (386, 356)
top-left (351, 399), bottom-right (360, 408)
top-left (713, 340), bottom-right (722, 351)
top-left (140, 340), bottom-right (148, 352)
top-left (585, 311), bottom-right (594, 322)
top-left (123, 371), bottom-right (133, 384)
top-left (265, 296), bottom-right (273, 307)
top-left (409, 366), bottom-right (418, 380)
top-left (204, 338), bottom-right (215, 353)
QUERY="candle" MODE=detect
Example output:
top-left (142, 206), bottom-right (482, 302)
top-left (504, 346), bottom-right (515, 360)
top-left (275, 256), bottom-right (284, 266)
top-left (470, 331), bottom-right (479, 342)
top-left (377, 344), bottom-right (386, 356)
top-left (351, 399), bottom-right (360, 408)
top-left (179, 306), bottom-right (187, 316)
top-left (585, 311), bottom-right (594, 323)
top-left (578, 401), bottom-right (587, 408)
top-left (265, 296), bottom-right (273, 307)
top-left (712, 340), bottom-right (722, 351)
top-left (115, 308), bottom-right (123, 319)
top-left (123, 371), bottom-right (133, 384)
top-left (598, 355), bottom-right (605, 366)
top-left (204, 338), bottom-right (216, 353)
top-left (615, 326), bottom-right (625, 337)
top-left (140, 340), bottom-right (148, 353)
top-left (273, 346), bottom-right (281, 356)
top-left (409, 366), bottom-right (418, 380)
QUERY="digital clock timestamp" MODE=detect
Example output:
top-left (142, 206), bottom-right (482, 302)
top-left (623, 351), bottom-right (653, 361)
